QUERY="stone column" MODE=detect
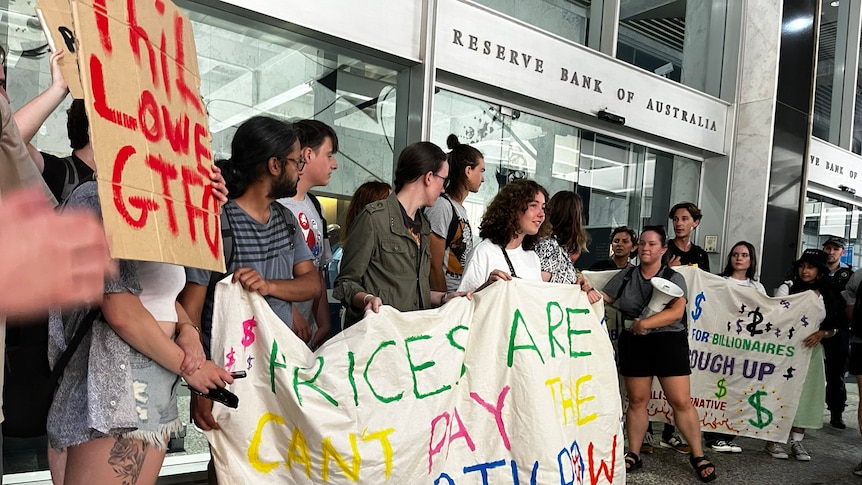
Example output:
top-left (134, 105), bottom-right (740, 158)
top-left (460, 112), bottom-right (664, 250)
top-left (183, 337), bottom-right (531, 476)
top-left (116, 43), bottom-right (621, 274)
top-left (721, 0), bottom-right (818, 290)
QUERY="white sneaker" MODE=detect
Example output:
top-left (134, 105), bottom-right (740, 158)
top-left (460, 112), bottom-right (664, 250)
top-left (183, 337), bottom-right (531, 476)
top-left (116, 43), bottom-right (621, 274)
top-left (790, 440), bottom-right (811, 461)
top-left (764, 442), bottom-right (789, 459)
top-left (727, 440), bottom-right (743, 453)
top-left (710, 440), bottom-right (733, 453)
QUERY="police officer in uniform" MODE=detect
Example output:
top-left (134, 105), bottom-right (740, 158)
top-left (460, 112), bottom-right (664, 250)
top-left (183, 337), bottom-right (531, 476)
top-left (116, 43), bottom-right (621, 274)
top-left (821, 235), bottom-right (853, 428)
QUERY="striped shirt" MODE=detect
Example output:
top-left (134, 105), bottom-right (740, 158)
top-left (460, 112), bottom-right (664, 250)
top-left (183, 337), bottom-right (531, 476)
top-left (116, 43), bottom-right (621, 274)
top-left (187, 200), bottom-right (313, 352)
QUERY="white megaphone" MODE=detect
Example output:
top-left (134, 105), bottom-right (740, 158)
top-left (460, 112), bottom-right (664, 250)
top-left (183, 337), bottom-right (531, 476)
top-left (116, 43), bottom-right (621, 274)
top-left (643, 277), bottom-right (685, 318)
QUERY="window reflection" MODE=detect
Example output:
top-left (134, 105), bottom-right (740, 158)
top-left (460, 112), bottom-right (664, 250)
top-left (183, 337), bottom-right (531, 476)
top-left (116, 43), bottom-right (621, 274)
top-left (430, 88), bottom-right (702, 267)
top-left (617, 0), bottom-right (727, 98)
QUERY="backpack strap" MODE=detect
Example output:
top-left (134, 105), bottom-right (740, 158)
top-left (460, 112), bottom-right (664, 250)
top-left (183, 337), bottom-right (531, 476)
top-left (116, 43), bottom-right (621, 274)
top-left (47, 308), bottom-right (101, 393)
top-left (614, 266), bottom-right (637, 301)
top-left (207, 208), bottom-right (234, 292)
top-left (58, 156), bottom-right (82, 203)
top-left (307, 193), bottom-right (328, 238)
top-left (441, 194), bottom-right (460, 249)
top-left (271, 202), bottom-right (297, 240)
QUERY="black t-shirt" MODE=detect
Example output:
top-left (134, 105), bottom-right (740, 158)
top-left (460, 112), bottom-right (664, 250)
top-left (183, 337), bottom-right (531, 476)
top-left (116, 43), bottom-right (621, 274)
top-left (664, 239), bottom-right (710, 272)
top-left (590, 259), bottom-right (623, 271)
top-left (40, 152), bottom-right (94, 203)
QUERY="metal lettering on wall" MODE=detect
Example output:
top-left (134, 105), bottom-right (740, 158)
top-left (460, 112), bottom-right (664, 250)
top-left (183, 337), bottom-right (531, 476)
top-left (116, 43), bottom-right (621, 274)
top-left (808, 137), bottom-right (862, 194)
top-left (436, 0), bottom-right (729, 154)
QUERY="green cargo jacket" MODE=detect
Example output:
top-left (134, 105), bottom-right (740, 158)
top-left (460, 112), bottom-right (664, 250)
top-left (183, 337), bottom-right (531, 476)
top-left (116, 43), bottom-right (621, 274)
top-left (333, 192), bottom-right (432, 327)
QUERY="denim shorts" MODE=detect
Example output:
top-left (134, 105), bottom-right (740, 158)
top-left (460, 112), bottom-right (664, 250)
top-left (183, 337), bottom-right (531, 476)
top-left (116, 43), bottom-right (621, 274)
top-left (124, 348), bottom-right (182, 449)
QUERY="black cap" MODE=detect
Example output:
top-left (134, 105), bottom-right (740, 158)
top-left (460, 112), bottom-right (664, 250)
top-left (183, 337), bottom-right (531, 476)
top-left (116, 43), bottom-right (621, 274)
top-left (822, 236), bottom-right (846, 249)
top-left (794, 248), bottom-right (829, 274)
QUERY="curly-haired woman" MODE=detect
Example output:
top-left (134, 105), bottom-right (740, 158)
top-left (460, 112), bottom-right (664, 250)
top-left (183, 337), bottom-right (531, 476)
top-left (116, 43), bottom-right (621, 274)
top-left (457, 179), bottom-right (547, 292)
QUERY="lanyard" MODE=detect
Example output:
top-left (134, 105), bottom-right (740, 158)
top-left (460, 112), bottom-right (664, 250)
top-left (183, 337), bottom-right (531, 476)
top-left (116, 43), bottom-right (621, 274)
top-left (500, 246), bottom-right (519, 278)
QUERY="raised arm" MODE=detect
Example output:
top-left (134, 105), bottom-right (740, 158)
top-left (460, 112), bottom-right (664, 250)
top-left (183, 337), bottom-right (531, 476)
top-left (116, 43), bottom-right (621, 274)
top-left (13, 50), bottom-right (68, 172)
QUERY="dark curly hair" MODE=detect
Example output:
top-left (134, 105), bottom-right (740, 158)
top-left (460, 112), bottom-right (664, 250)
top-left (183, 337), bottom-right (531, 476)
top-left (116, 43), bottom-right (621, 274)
top-left (479, 179), bottom-right (548, 250)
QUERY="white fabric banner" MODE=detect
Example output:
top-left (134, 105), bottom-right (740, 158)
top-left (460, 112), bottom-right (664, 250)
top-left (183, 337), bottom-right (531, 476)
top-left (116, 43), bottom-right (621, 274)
top-left (585, 266), bottom-right (823, 442)
top-left (206, 278), bottom-right (625, 484)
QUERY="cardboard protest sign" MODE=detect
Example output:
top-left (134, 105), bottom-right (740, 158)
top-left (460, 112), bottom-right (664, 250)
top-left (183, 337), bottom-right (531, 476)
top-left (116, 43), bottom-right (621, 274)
top-left (206, 279), bottom-right (624, 484)
top-left (585, 266), bottom-right (822, 442)
top-left (70, 0), bottom-right (224, 271)
top-left (35, 0), bottom-right (84, 98)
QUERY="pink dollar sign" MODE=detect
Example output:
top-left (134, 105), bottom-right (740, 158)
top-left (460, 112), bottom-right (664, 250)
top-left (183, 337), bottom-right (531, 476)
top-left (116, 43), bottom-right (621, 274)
top-left (242, 317), bottom-right (258, 349)
top-left (225, 347), bottom-right (236, 369)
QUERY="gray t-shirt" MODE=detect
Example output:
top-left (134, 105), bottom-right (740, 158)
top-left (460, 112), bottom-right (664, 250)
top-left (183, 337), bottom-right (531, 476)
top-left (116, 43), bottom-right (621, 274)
top-left (186, 200), bottom-right (313, 354)
top-left (277, 195), bottom-right (332, 330)
top-left (602, 266), bottom-right (688, 333)
top-left (426, 195), bottom-right (473, 292)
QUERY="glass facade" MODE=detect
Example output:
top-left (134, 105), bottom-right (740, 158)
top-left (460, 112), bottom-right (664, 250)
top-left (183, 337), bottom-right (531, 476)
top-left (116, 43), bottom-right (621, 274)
top-left (471, 0), bottom-right (591, 45)
top-left (803, 193), bottom-right (859, 267)
top-left (430, 89), bottom-right (702, 267)
top-left (616, 0), bottom-right (727, 98)
top-left (813, 0), bottom-right (840, 142)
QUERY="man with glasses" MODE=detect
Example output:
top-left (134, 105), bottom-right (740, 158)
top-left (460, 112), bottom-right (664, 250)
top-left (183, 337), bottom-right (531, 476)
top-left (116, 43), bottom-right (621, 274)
top-left (181, 117), bottom-right (319, 483)
top-left (277, 119), bottom-right (339, 348)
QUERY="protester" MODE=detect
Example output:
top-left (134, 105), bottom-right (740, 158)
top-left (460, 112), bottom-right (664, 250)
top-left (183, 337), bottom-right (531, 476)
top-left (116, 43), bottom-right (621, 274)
top-left (590, 226), bottom-right (636, 270)
top-left (180, 116), bottom-right (319, 483)
top-left (457, 179), bottom-right (548, 292)
top-left (818, 236), bottom-right (852, 429)
top-left (534, 191), bottom-right (588, 283)
top-left (701, 241), bottom-right (767, 454)
top-left (666, 202), bottom-right (710, 270)
top-left (596, 224), bottom-right (716, 482)
top-left (427, 134), bottom-right (484, 293)
top-left (46, 177), bottom-right (232, 484)
top-left (278, 119), bottom-right (339, 349)
top-left (719, 241), bottom-right (767, 293)
top-left (341, 181), bottom-right (392, 242)
top-left (659, 201), bottom-right (710, 452)
top-left (532, 190), bottom-right (601, 304)
top-left (334, 142), bottom-right (457, 328)
top-left (767, 249), bottom-right (830, 461)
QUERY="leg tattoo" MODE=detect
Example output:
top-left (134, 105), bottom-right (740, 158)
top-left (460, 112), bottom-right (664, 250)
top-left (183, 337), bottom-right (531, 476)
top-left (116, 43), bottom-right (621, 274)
top-left (108, 437), bottom-right (149, 484)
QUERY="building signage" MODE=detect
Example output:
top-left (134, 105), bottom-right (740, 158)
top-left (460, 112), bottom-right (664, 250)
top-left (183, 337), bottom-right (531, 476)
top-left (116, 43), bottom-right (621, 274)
top-left (808, 137), bottom-right (862, 194)
top-left (436, 0), bottom-right (729, 154)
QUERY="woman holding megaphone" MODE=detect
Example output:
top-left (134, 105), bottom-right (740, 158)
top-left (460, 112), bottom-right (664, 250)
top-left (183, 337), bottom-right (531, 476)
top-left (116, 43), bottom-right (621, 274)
top-left (596, 225), bottom-right (716, 482)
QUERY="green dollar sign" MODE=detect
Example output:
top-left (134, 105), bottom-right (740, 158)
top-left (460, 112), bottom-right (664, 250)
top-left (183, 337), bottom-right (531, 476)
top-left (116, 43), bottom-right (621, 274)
top-left (715, 378), bottom-right (727, 399)
top-left (747, 390), bottom-right (773, 429)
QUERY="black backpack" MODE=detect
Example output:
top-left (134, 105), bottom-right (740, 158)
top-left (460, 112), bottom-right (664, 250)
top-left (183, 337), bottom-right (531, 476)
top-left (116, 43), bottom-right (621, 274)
top-left (4, 172), bottom-right (97, 438)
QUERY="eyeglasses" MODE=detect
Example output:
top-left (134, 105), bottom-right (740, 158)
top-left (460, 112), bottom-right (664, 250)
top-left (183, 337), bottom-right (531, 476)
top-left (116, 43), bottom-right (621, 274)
top-left (432, 173), bottom-right (447, 183)
top-left (285, 154), bottom-right (306, 171)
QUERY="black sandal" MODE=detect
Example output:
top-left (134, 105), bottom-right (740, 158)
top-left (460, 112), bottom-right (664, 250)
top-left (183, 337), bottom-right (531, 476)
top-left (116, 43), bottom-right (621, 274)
top-left (625, 452), bottom-right (642, 471)
top-left (689, 455), bottom-right (717, 483)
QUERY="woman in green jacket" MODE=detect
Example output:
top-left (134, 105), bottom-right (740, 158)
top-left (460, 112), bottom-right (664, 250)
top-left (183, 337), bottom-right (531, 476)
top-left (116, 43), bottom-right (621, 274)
top-left (334, 142), bottom-right (460, 327)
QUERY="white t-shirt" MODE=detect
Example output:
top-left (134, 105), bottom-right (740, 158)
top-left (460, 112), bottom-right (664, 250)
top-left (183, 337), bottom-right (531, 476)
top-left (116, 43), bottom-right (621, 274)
top-left (458, 238), bottom-right (542, 292)
top-left (724, 276), bottom-right (767, 295)
top-left (278, 194), bottom-right (332, 332)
